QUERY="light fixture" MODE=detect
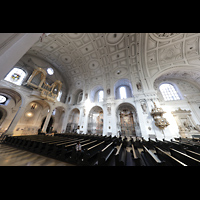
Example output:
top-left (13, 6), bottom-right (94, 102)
top-left (25, 112), bottom-right (33, 117)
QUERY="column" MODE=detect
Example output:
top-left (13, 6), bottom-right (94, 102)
top-left (4, 100), bottom-right (29, 136)
top-left (41, 108), bottom-right (53, 133)
top-left (0, 33), bottom-right (44, 81)
top-left (135, 99), bottom-right (149, 139)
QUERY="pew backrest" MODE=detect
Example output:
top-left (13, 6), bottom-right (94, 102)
top-left (170, 148), bottom-right (200, 166)
top-left (155, 146), bottom-right (187, 166)
top-left (143, 145), bottom-right (162, 166)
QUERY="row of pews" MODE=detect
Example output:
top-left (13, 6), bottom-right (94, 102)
top-left (2, 133), bottom-right (200, 166)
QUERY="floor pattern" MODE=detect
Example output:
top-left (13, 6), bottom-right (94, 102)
top-left (0, 144), bottom-right (75, 166)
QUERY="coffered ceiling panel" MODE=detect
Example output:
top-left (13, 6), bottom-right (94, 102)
top-left (26, 33), bottom-right (200, 91)
top-left (27, 33), bottom-right (136, 88)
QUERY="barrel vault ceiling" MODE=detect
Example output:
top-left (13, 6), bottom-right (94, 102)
top-left (26, 33), bottom-right (200, 91)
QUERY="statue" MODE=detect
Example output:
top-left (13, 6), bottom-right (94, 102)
top-left (136, 82), bottom-right (142, 91)
top-left (140, 100), bottom-right (147, 114)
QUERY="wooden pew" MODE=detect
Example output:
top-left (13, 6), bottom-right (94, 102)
top-left (50, 138), bottom-right (90, 158)
top-left (3, 135), bottom-right (14, 144)
top-left (62, 140), bottom-right (99, 162)
top-left (82, 141), bottom-right (106, 165)
top-left (43, 138), bottom-right (85, 156)
top-left (34, 136), bottom-right (76, 153)
top-left (155, 140), bottom-right (171, 151)
top-left (169, 148), bottom-right (200, 166)
top-left (177, 141), bottom-right (200, 153)
top-left (141, 145), bottom-right (163, 166)
top-left (130, 144), bottom-right (141, 166)
top-left (185, 149), bottom-right (200, 161)
top-left (115, 143), bottom-right (127, 166)
top-left (155, 146), bottom-right (187, 166)
top-left (97, 141), bottom-right (116, 165)
top-left (170, 141), bottom-right (185, 152)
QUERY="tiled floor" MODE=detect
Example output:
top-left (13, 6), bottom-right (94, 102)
top-left (0, 144), bottom-right (75, 166)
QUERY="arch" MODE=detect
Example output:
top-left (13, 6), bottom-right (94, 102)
top-left (0, 87), bottom-right (27, 136)
top-left (116, 102), bottom-right (140, 137)
top-left (114, 78), bottom-right (133, 99)
top-left (53, 106), bottom-right (65, 132)
top-left (151, 65), bottom-right (200, 87)
top-left (13, 99), bottom-right (51, 135)
top-left (116, 102), bottom-right (137, 115)
top-left (90, 85), bottom-right (104, 102)
top-left (41, 116), bottom-right (54, 133)
top-left (0, 88), bottom-right (22, 105)
top-left (87, 106), bottom-right (104, 135)
top-left (70, 89), bottom-right (83, 105)
top-left (66, 108), bottom-right (80, 133)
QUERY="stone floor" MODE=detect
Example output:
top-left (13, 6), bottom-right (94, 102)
top-left (0, 144), bottom-right (75, 166)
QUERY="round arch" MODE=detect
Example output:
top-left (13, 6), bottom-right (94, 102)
top-left (87, 106), bottom-right (104, 135)
top-left (66, 108), bottom-right (80, 133)
top-left (116, 102), bottom-right (141, 137)
top-left (90, 85), bottom-right (104, 102)
top-left (151, 65), bottom-right (200, 88)
top-left (0, 87), bottom-right (24, 136)
top-left (114, 78), bottom-right (133, 99)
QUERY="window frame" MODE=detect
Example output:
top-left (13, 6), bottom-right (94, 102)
top-left (98, 90), bottom-right (104, 102)
top-left (119, 86), bottom-right (127, 99)
top-left (159, 83), bottom-right (181, 101)
top-left (4, 67), bottom-right (27, 86)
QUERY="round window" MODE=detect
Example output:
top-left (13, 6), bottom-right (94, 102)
top-left (0, 95), bottom-right (7, 104)
top-left (47, 68), bottom-right (54, 75)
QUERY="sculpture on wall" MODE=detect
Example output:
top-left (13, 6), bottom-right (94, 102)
top-left (171, 107), bottom-right (200, 137)
top-left (107, 106), bottom-right (111, 115)
top-left (26, 68), bottom-right (62, 102)
top-left (151, 101), bottom-right (169, 129)
top-left (140, 99), bottom-right (147, 114)
top-left (136, 81), bottom-right (142, 91)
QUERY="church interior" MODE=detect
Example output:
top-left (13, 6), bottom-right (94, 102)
top-left (0, 33), bottom-right (200, 166)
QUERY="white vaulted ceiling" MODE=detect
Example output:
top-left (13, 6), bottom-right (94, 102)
top-left (26, 33), bottom-right (137, 89)
top-left (26, 33), bottom-right (200, 92)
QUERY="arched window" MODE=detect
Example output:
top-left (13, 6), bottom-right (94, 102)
top-left (4, 67), bottom-right (26, 86)
top-left (119, 86), bottom-right (127, 99)
top-left (159, 83), bottom-right (181, 101)
top-left (114, 79), bottom-right (133, 100)
top-left (98, 90), bottom-right (104, 102)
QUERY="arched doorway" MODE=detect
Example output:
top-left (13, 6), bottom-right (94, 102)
top-left (88, 106), bottom-right (103, 135)
top-left (66, 108), bottom-right (80, 133)
top-left (116, 103), bottom-right (140, 137)
top-left (41, 116), bottom-right (54, 133)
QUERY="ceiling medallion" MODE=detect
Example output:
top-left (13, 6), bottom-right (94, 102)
top-left (106, 33), bottom-right (124, 45)
top-left (153, 33), bottom-right (180, 39)
top-left (61, 54), bottom-right (72, 64)
top-left (88, 60), bottom-right (99, 70)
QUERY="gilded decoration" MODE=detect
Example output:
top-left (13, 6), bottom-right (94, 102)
top-left (26, 68), bottom-right (62, 102)
top-left (151, 101), bottom-right (169, 130)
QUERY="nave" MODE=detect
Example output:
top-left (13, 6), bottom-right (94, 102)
top-left (2, 133), bottom-right (200, 166)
